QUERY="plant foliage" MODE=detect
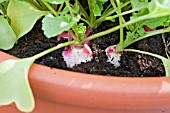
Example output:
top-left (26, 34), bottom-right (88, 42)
top-left (1, 0), bottom-right (170, 112)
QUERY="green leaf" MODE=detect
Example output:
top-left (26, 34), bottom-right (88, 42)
top-left (129, 24), bottom-right (135, 31)
top-left (137, 28), bottom-right (146, 36)
top-left (43, 0), bottom-right (64, 4)
top-left (72, 23), bottom-right (86, 40)
top-left (0, 0), bottom-right (6, 3)
top-left (60, 3), bottom-right (80, 15)
top-left (148, 0), bottom-right (170, 15)
top-left (131, 0), bottom-right (148, 10)
top-left (60, 6), bottom-right (69, 15)
top-left (89, 0), bottom-right (108, 16)
top-left (161, 58), bottom-right (170, 77)
top-left (130, 0), bottom-right (149, 19)
top-left (123, 31), bottom-right (138, 48)
top-left (0, 16), bottom-right (16, 50)
top-left (164, 17), bottom-right (170, 26)
top-left (129, 0), bottom-right (170, 43)
top-left (0, 1), bottom-right (8, 15)
top-left (93, 4), bottom-right (101, 16)
top-left (139, 17), bottom-right (168, 29)
top-left (42, 14), bottom-right (80, 38)
top-left (70, 5), bottom-right (80, 14)
top-left (7, 0), bottom-right (48, 39)
top-left (0, 58), bottom-right (35, 112)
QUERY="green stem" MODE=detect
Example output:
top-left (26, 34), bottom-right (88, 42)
top-left (102, 4), bottom-right (112, 15)
top-left (110, 0), bottom-right (117, 9)
top-left (78, 1), bottom-right (90, 20)
top-left (82, 15), bottom-right (146, 44)
top-left (37, 0), bottom-right (48, 10)
top-left (124, 49), bottom-right (165, 61)
top-left (68, 30), bottom-right (77, 41)
top-left (0, 4), bottom-right (6, 15)
top-left (82, 12), bottom-right (170, 44)
top-left (32, 41), bottom-right (77, 60)
top-left (124, 27), bottom-right (170, 48)
top-left (58, 2), bottom-right (64, 12)
top-left (116, 0), bottom-right (124, 51)
top-left (145, 0), bottom-right (148, 2)
top-left (93, 7), bottom-right (115, 27)
top-left (94, 8), bottom-right (115, 25)
top-left (105, 4), bottom-right (148, 21)
top-left (90, 14), bottom-right (95, 27)
top-left (87, 0), bottom-right (95, 26)
top-left (80, 18), bottom-right (92, 27)
top-left (41, 0), bottom-right (58, 16)
top-left (65, 1), bottom-right (74, 17)
top-left (93, 1), bottom-right (130, 26)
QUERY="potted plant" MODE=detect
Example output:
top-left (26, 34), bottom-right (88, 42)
top-left (1, 0), bottom-right (170, 113)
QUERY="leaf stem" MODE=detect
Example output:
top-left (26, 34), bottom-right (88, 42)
top-left (65, 1), bottom-right (74, 17)
top-left (94, 1), bottom-right (130, 27)
top-left (105, 5), bottom-right (148, 21)
top-left (80, 18), bottom-right (92, 27)
top-left (87, 0), bottom-right (95, 26)
top-left (0, 4), bottom-right (6, 15)
top-left (41, 0), bottom-right (58, 16)
top-left (82, 15), bottom-right (147, 44)
top-left (68, 30), bottom-right (77, 40)
top-left (124, 49), bottom-right (165, 61)
top-left (115, 0), bottom-right (124, 51)
top-left (58, 2), bottom-right (64, 12)
top-left (78, 1), bottom-right (89, 20)
top-left (82, 12), bottom-right (170, 44)
top-left (124, 27), bottom-right (170, 48)
top-left (37, 0), bottom-right (48, 10)
top-left (145, 0), bottom-right (148, 3)
top-left (32, 41), bottom-right (77, 60)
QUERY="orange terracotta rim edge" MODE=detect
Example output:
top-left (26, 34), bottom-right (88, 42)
top-left (1, 51), bottom-right (170, 111)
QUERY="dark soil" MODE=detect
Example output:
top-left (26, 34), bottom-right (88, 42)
top-left (4, 21), bottom-right (169, 77)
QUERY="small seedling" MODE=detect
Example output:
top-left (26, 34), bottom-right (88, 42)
top-left (105, 45), bottom-right (122, 68)
top-left (57, 24), bottom-right (93, 67)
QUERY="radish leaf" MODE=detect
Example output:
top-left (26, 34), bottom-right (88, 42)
top-left (43, 0), bottom-right (64, 4)
top-left (42, 14), bottom-right (80, 38)
top-left (7, 0), bottom-right (48, 39)
top-left (0, 58), bottom-right (35, 112)
top-left (0, 16), bottom-right (16, 50)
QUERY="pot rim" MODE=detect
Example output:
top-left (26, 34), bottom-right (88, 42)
top-left (0, 51), bottom-right (170, 111)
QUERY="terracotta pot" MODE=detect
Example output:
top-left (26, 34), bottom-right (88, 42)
top-left (0, 51), bottom-right (170, 113)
